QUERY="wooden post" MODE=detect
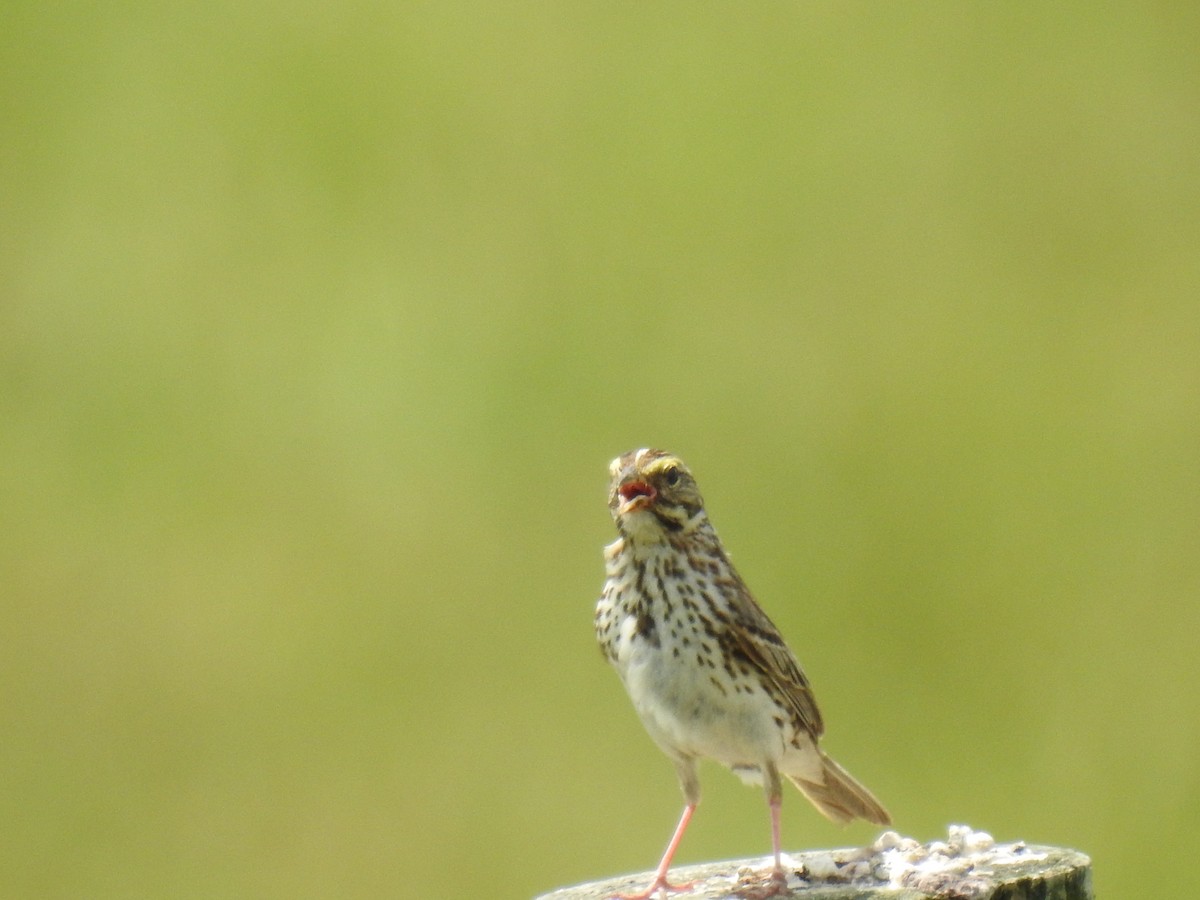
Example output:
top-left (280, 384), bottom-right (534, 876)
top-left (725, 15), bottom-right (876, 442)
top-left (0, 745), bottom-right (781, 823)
top-left (537, 828), bottom-right (1092, 900)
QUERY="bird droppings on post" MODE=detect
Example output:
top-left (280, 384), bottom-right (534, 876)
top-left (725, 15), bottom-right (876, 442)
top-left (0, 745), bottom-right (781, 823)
top-left (537, 825), bottom-right (1093, 900)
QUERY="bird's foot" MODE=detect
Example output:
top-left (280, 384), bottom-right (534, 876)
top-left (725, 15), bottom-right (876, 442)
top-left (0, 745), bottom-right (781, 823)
top-left (613, 875), bottom-right (696, 900)
top-left (733, 866), bottom-right (790, 898)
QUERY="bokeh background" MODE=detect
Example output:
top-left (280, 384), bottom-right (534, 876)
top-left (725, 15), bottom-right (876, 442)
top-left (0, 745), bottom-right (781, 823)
top-left (4, 4), bottom-right (1198, 898)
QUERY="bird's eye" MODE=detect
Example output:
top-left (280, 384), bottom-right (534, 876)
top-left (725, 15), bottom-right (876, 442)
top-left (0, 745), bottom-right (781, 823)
top-left (664, 466), bottom-right (681, 487)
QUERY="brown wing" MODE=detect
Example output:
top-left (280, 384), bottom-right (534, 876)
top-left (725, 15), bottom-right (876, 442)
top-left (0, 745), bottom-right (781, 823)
top-left (724, 581), bottom-right (825, 739)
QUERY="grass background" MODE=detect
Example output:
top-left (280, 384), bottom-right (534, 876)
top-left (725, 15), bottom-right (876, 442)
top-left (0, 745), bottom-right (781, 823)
top-left (4, 3), bottom-right (1198, 898)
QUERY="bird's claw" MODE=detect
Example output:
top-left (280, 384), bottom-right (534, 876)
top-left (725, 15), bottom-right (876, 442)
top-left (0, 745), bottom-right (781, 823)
top-left (733, 867), bottom-right (791, 898)
top-left (613, 875), bottom-right (696, 900)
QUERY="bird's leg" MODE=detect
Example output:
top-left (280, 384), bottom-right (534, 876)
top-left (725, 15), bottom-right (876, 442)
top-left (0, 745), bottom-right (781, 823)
top-left (769, 797), bottom-right (783, 875)
top-left (615, 804), bottom-right (696, 900)
top-left (730, 767), bottom-right (791, 900)
top-left (763, 763), bottom-right (789, 893)
top-left (615, 759), bottom-right (700, 900)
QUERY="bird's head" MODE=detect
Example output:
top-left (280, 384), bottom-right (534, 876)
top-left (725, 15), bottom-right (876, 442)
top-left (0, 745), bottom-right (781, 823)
top-left (608, 448), bottom-right (706, 540)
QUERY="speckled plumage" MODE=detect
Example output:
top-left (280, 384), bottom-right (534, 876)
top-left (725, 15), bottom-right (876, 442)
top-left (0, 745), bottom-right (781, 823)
top-left (595, 449), bottom-right (889, 898)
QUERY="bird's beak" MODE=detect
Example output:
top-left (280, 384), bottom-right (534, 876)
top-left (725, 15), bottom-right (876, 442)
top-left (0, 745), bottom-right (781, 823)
top-left (618, 480), bottom-right (657, 515)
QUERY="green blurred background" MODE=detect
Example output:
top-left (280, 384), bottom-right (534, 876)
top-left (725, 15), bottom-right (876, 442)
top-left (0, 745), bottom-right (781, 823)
top-left (4, 4), bottom-right (1198, 898)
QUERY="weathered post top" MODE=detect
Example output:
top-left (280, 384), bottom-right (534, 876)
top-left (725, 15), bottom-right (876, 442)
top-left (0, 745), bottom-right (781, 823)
top-left (537, 826), bottom-right (1092, 900)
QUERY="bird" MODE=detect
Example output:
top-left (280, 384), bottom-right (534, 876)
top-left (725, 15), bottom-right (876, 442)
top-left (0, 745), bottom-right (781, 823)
top-left (594, 448), bottom-right (890, 898)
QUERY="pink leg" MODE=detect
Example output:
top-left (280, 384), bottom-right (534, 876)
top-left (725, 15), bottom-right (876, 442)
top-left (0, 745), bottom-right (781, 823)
top-left (615, 804), bottom-right (697, 900)
top-left (769, 796), bottom-right (783, 876)
top-left (750, 796), bottom-right (788, 897)
top-left (732, 770), bottom-right (789, 899)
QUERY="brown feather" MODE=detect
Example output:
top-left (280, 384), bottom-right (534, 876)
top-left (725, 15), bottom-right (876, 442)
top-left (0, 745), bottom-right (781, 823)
top-left (724, 574), bottom-right (825, 739)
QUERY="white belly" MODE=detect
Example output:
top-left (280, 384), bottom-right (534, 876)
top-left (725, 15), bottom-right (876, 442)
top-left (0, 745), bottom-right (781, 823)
top-left (615, 615), bottom-right (786, 770)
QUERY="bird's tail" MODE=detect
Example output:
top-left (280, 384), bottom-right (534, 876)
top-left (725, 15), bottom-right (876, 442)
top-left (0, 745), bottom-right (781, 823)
top-left (786, 751), bottom-right (891, 826)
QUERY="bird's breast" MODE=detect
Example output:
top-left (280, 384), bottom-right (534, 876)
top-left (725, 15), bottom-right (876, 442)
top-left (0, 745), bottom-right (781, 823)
top-left (596, 543), bottom-right (787, 765)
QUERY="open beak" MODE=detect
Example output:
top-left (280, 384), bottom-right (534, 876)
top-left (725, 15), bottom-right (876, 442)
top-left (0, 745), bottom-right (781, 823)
top-left (617, 480), bottom-right (657, 515)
